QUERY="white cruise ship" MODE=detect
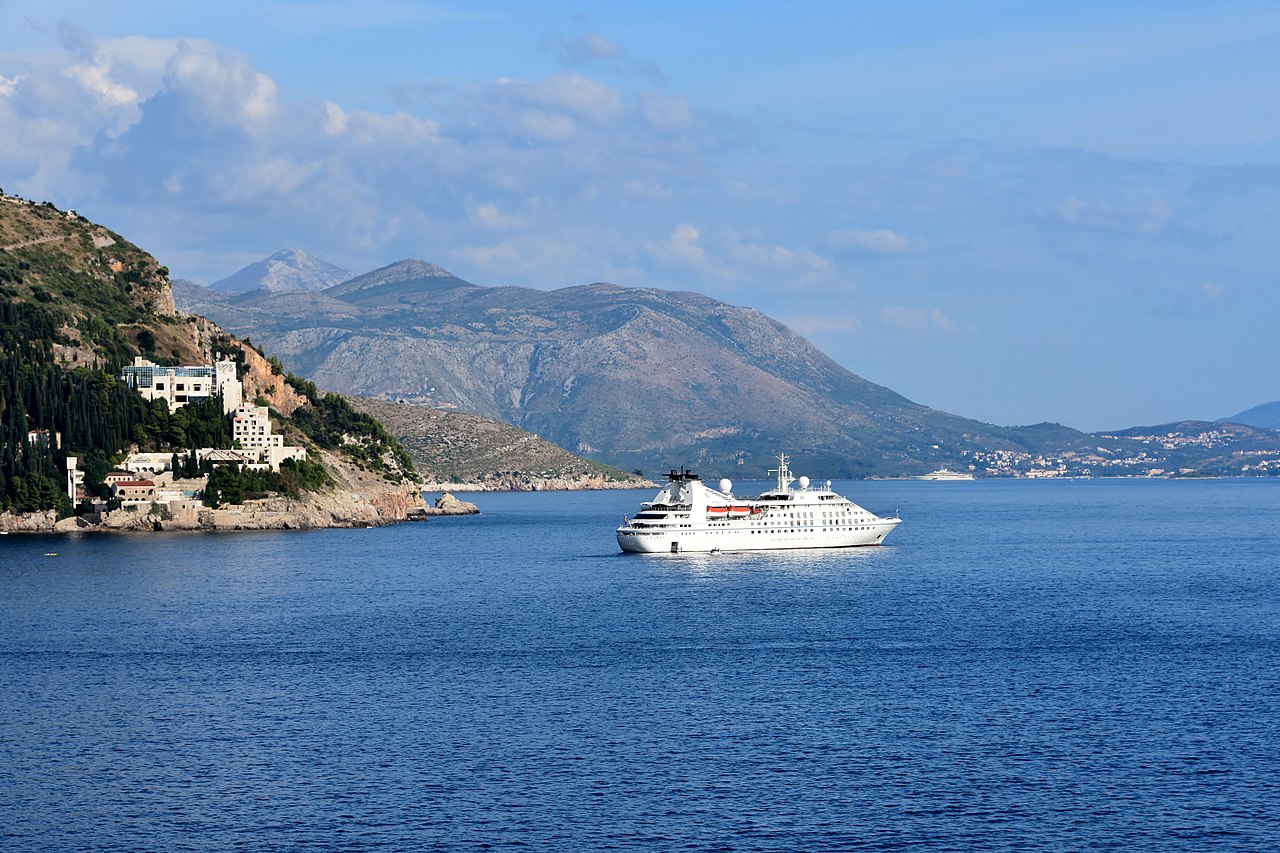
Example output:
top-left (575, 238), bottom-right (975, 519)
top-left (616, 454), bottom-right (901, 554)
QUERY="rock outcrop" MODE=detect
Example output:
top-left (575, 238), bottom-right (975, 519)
top-left (431, 492), bottom-right (480, 515)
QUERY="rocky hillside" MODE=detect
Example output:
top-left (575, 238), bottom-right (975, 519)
top-left (349, 397), bottom-right (650, 490)
top-left (0, 193), bottom-right (424, 526)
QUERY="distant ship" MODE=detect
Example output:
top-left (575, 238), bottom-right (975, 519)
top-left (915, 468), bottom-right (976, 481)
top-left (616, 453), bottom-right (901, 554)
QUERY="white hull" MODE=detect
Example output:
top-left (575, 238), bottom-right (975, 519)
top-left (616, 453), bottom-right (902, 555)
top-left (617, 518), bottom-right (898, 553)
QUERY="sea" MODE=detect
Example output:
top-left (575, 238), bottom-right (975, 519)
top-left (2, 478), bottom-right (1278, 851)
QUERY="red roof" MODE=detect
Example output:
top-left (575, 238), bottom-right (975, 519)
top-left (114, 480), bottom-right (156, 488)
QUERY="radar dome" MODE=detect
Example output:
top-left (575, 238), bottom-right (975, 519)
top-left (798, 476), bottom-right (810, 489)
top-left (719, 478), bottom-right (733, 494)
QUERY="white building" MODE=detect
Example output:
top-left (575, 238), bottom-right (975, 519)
top-left (230, 406), bottom-right (307, 471)
top-left (66, 456), bottom-right (84, 503)
top-left (121, 357), bottom-right (243, 414)
top-left (232, 406), bottom-right (283, 449)
top-left (123, 452), bottom-right (175, 475)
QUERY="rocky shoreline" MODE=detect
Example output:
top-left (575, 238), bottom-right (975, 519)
top-left (0, 491), bottom-right (478, 534)
top-left (0, 448), bottom-right (480, 535)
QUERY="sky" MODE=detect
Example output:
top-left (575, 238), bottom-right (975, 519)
top-left (2, 0), bottom-right (1278, 431)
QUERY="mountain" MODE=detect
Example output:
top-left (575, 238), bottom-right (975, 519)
top-left (174, 262), bottom-right (1102, 477)
top-left (210, 248), bottom-right (353, 294)
top-left (1224, 401), bottom-right (1280, 430)
top-left (325, 259), bottom-right (472, 300)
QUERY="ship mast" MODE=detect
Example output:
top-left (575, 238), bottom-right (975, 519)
top-left (770, 453), bottom-right (793, 491)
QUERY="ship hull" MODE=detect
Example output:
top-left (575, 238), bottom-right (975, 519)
top-left (617, 519), bottom-right (899, 554)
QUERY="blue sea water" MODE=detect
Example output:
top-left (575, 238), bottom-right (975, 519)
top-left (2, 478), bottom-right (1278, 851)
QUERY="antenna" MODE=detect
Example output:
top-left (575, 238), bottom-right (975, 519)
top-left (772, 452), bottom-right (793, 491)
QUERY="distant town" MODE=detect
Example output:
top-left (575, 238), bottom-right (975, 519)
top-left (960, 424), bottom-right (1280, 478)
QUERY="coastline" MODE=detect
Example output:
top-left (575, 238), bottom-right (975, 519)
top-left (0, 449), bottom-right (478, 535)
top-left (0, 491), bottom-right (478, 534)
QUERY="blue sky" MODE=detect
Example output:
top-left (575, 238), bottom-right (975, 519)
top-left (2, 1), bottom-right (1278, 430)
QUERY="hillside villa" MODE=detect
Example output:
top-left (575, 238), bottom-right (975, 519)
top-left (62, 358), bottom-right (308, 513)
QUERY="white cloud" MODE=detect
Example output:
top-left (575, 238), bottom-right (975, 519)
top-left (660, 223), bottom-right (710, 268)
top-left (493, 73), bottom-right (622, 123)
top-left (641, 225), bottom-right (829, 284)
top-left (621, 179), bottom-right (671, 200)
top-left (515, 109), bottom-right (577, 141)
top-left (66, 59), bottom-right (138, 107)
top-left (471, 203), bottom-right (525, 230)
top-left (1200, 281), bottom-right (1226, 302)
top-left (881, 305), bottom-right (957, 332)
top-left (826, 228), bottom-right (911, 253)
top-left (1052, 194), bottom-right (1172, 234)
top-left (456, 234), bottom-right (584, 277)
top-left (164, 41), bottom-right (280, 128)
top-left (0, 73), bottom-right (23, 97)
top-left (220, 156), bottom-right (320, 202)
top-left (724, 236), bottom-right (829, 273)
top-left (785, 315), bottom-right (862, 334)
top-left (342, 108), bottom-right (439, 145)
top-left (555, 31), bottom-right (624, 63)
top-left (639, 90), bottom-right (692, 129)
top-left (322, 101), bottom-right (347, 135)
top-left (544, 31), bottom-right (664, 83)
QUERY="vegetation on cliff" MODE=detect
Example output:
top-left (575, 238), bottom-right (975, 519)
top-left (203, 457), bottom-right (333, 507)
top-left (286, 375), bottom-right (417, 482)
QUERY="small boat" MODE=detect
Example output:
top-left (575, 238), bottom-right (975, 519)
top-left (915, 468), bottom-right (975, 481)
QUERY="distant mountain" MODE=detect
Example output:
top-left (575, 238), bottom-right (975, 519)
top-left (175, 262), bottom-right (1102, 477)
top-left (210, 248), bottom-right (353, 294)
top-left (325, 259), bottom-right (471, 300)
top-left (1224, 401), bottom-right (1280, 430)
